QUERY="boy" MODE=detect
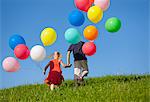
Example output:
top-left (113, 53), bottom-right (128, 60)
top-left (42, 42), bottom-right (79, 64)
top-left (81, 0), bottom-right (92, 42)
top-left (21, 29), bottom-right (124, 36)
top-left (67, 41), bottom-right (89, 86)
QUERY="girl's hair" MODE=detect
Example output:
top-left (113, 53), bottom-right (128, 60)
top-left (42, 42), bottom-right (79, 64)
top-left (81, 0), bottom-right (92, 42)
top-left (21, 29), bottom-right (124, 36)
top-left (47, 52), bottom-right (62, 59)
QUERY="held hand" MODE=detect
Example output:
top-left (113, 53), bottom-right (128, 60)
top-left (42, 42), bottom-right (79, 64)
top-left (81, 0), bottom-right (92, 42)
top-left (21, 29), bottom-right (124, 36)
top-left (68, 64), bottom-right (72, 67)
top-left (65, 64), bottom-right (72, 68)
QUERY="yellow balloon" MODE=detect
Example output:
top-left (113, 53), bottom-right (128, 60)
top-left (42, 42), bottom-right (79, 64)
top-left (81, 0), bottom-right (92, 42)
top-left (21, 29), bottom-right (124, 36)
top-left (41, 28), bottom-right (57, 46)
top-left (87, 6), bottom-right (103, 23)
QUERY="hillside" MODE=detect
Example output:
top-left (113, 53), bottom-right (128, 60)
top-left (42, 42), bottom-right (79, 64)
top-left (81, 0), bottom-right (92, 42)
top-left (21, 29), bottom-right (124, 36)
top-left (0, 75), bottom-right (149, 102)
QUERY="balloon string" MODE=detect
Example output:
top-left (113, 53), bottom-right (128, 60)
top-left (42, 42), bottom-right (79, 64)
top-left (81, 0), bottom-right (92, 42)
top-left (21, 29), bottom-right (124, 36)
top-left (46, 53), bottom-right (54, 59)
top-left (33, 61), bottom-right (43, 71)
top-left (31, 54), bottom-right (53, 71)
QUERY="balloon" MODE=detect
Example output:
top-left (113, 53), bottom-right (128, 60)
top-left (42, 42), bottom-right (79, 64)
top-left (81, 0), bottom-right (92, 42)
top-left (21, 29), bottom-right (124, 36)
top-left (74, 0), bottom-right (93, 12)
top-left (9, 35), bottom-right (26, 50)
top-left (14, 44), bottom-right (30, 60)
top-left (82, 42), bottom-right (96, 56)
top-left (105, 17), bottom-right (121, 33)
top-left (84, 25), bottom-right (98, 40)
top-left (90, 0), bottom-right (95, 3)
top-left (94, 0), bottom-right (110, 11)
top-left (68, 10), bottom-right (85, 26)
top-left (65, 28), bottom-right (81, 44)
top-left (41, 28), bottom-right (57, 46)
top-left (87, 6), bottom-right (103, 23)
top-left (30, 45), bottom-right (46, 62)
top-left (2, 57), bottom-right (20, 72)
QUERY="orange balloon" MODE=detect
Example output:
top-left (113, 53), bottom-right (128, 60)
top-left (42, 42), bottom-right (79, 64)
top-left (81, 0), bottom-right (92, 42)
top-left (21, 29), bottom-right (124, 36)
top-left (83, 25), bottom-right (98, 40)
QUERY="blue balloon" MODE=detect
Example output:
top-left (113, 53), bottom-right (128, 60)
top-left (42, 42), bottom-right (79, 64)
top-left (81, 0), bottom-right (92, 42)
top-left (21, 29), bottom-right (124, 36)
top-left (65, 28), bottom-right (81, 44)
top-left (68, 10), bottom-right (85, 26)
top-left (9, 35), bottom-right (26, 50)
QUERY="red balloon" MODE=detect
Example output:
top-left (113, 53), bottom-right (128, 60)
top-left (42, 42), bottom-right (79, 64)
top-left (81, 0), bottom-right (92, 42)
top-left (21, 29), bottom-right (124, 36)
top-left (89, 0), bottom-right (94, 3)
top-left (74, 0), bottom-right (93, 12)
top-left (14, 44), bottom-right (30, 60)
top-left (82, 42), bottom-right (96, 56)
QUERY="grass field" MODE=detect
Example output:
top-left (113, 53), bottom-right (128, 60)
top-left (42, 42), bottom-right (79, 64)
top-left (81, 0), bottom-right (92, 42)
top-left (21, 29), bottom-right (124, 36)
top-left (0, 75), bottom-right (149, 102)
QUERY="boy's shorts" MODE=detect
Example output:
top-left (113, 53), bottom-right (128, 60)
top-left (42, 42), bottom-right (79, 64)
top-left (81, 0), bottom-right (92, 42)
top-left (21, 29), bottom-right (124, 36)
top-left (74, 60), bottom-right (88, 71)
top-left (74, 60), bottom-right (88, 80)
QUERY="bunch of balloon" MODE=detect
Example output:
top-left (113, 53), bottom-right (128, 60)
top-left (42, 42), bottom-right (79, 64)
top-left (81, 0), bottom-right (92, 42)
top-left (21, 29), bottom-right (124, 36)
top-left (73, 0), bottom-right (99, 56)
top-left (9, 35), bottom-right (30, 60)
top-left (65, 0), bottom-right (98, 56)
top-left (66, 0), bottom-right (121, 56)
top-left (2, 35), bottom-right (30, 72)
top-left (82, 0), bottom-right (111, 56)
top-left (65, 0), bottom-right (94, 45)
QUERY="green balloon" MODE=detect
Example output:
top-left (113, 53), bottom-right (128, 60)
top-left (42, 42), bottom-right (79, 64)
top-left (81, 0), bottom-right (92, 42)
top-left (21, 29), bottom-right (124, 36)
top-left (105, 17), bottom-right (121, 33)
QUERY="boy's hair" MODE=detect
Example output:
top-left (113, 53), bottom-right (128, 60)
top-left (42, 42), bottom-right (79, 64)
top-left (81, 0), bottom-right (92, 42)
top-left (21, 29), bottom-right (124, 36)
top-left (56, 52), bottom-right (62, 59)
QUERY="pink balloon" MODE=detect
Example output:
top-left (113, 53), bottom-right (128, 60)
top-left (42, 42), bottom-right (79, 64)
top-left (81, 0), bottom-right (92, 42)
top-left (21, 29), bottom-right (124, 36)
top-left (2, 57), bottom-right (20, 72)
top-left (94, 0), bottom-right (110, 11)
top-left (82, 42), bottom-right (96, 56)
top-left (14, 44), bottom-right (30, 60)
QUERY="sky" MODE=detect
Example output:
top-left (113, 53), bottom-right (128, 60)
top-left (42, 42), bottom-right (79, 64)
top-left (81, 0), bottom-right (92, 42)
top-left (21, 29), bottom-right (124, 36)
top-left (0, 0), bottom-right (149, 89)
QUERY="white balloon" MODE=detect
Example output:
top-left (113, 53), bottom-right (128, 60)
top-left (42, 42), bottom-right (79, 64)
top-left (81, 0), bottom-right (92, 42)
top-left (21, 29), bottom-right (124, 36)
top-left (30, 45), bottom-right (46, 62)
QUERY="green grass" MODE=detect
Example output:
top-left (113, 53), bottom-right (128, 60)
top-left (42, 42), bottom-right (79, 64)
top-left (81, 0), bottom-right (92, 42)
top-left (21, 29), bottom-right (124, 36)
top-left (0, 75), bottom-right (149, 102)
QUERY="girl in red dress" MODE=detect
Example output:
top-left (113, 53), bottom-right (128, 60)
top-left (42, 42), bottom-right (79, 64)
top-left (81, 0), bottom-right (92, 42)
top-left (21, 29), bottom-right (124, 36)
top-left (43, 51), bottom-right (71, 90)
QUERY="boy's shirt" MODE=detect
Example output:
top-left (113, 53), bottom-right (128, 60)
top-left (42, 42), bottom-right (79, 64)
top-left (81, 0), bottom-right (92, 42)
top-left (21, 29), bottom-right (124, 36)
top-left (68, 41), bottom-right (87, 61)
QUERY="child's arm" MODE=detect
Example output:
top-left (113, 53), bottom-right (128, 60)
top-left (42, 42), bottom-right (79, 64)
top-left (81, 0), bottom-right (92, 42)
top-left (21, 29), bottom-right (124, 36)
top-left (67, 51), bottom-right (71, 65)
top-left (43, 62), bottom-right (50, 75)
top-left (60, 60), bottom-right (72, 68)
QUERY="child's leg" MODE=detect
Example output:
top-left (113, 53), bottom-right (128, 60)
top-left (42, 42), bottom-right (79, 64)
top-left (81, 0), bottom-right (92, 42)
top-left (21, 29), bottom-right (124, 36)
top-left (45, 81), bottom-right (51, 89)
top-left (50, 84), bottom-right (54, 90)
top-left (48, 84), bottom-right (51, 89)
top-left (54, 85), bottom-right (58, 89)
top-left (74, 67), bottom-right (81, 87)
top-left (61, 75), bottom-right (64, 82)
top-left (81, 70), bottom-right (88, 78)
top-left (80, 60), bottom-right (89, 79)
top-left (79, 69), bottom-right (88, 86)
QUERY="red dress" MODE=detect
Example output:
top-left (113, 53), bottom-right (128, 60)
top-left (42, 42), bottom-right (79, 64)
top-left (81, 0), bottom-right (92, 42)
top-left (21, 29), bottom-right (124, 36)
top-left (44, 59), bottom-right (64, 85)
